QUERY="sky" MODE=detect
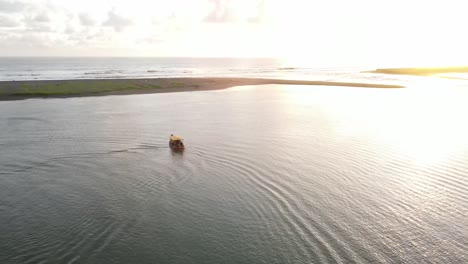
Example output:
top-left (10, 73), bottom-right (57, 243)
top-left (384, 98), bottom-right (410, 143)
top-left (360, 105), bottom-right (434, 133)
top-left (1, 0), bottom-right (468, 66)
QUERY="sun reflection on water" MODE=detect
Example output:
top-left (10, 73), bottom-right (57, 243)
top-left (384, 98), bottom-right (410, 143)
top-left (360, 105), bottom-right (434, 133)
top-left (278, 83), bottom-right (468, 166)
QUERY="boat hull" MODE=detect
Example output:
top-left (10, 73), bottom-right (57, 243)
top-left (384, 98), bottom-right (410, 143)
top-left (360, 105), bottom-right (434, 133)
top-left (169, 141), bottom-right (184, 151)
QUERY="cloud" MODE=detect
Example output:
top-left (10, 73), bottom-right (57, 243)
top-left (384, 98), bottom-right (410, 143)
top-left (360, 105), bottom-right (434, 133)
top-left (0, 14), bottom-right (18, 27)
top-left (102, 10), bottom-right (132, 32)
top-left (247, 0), bottom-right (266, 23)
top-left (203, 0), bottom-right (266, 24)
top-left (33, 12), bottom-right (49, 22)
top-left (203, 0), bottom-right (235, 23)
top-left (78, 12), bottom-right (95, 26)
top-left (25, 23), bottom-right (53, 32)
top-left (64, 25), bottom-right (75, 34)
top-left (21, 11), bottom-right (53, 33)
top-left (137, 35), bottom-right (163, 44)
top-left (0, 0), bottom-right (26, 13)
top-left (1, 33), bottom-right (50, 49)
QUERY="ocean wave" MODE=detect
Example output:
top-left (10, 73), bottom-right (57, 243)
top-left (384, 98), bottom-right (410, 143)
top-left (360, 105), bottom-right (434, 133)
top-left (5, 73), bottom-right (41, 77)
top-left (83, 70), bottom-right (124, 75)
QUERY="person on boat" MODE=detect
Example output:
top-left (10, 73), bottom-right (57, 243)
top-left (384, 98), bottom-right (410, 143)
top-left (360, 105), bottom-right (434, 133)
top-left (169, 134), bottom-right (184, 150)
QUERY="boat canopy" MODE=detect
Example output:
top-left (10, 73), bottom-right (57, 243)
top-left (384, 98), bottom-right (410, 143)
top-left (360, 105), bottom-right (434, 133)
top-left (170, 135), bottom-right (184, 141)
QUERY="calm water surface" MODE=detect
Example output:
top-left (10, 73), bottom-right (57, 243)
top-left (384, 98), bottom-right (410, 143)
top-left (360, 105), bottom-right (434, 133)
top-left (1, 85), bottom-right (467, 263)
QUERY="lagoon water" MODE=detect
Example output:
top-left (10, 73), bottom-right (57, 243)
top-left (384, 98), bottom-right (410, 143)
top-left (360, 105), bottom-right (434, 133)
top-left (1, 84), bottom-right (468, 263)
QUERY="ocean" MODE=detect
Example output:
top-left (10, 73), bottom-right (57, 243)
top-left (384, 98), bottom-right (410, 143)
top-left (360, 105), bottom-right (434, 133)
top-left (0, 57), bottom-right (440, 86)
top-left (1, 58), bottom-right (468, 263)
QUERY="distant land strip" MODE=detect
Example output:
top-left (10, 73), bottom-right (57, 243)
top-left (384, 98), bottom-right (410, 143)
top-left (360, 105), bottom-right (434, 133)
top-left (0, 77), bottom-right (404, 101)
top-left (369, 66), bottom-right (468, 75)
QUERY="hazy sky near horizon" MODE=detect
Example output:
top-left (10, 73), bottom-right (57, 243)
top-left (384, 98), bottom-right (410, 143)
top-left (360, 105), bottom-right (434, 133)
top-left (1, 0), bottom-right (467, 66)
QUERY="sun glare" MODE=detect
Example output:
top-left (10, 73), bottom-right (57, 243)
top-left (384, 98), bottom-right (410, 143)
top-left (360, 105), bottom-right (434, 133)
top-left (1, 0), bottom-right (468, 65)
top-left (375, 87), bottom-right (468, 165)
top-left (258, 0), bottom-right (468, 67)
top-left (282, 84), bottom-right (468, 166)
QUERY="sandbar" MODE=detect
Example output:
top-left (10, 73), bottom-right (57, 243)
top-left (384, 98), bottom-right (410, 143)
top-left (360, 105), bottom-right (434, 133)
top-left (369, 66), bottom-right (468, 76)
top-left (0, 77), bottom-right (404, 101)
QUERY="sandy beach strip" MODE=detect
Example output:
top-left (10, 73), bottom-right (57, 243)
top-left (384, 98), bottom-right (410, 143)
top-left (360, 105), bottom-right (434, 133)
top-left (0, 77), bottom-right (404, 101)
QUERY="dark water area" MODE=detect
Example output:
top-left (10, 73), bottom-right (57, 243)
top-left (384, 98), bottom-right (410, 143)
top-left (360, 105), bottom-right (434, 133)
top-left (1, 85), bottom-right (467, 263)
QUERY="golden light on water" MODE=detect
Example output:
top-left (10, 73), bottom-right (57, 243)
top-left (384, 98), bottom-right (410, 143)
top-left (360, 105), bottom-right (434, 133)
top-left (366, 88), bottom-right (468, 166)
top-left (385, 109), bottom-right (463, 166)
top-left (281, 82), bottom-right (468, 166)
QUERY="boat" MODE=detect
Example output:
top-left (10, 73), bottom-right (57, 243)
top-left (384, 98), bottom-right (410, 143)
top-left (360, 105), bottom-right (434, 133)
top-left (169, 135), bottom-right (184, 151)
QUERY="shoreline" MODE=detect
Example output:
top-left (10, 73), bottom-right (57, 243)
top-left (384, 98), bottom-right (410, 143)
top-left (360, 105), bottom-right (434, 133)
top-left (0, 77), bottom-right (404, 101)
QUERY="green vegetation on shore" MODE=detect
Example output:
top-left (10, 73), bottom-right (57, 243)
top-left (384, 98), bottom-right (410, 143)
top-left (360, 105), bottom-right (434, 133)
top-left (5, 80), bottom-right (162, 97)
